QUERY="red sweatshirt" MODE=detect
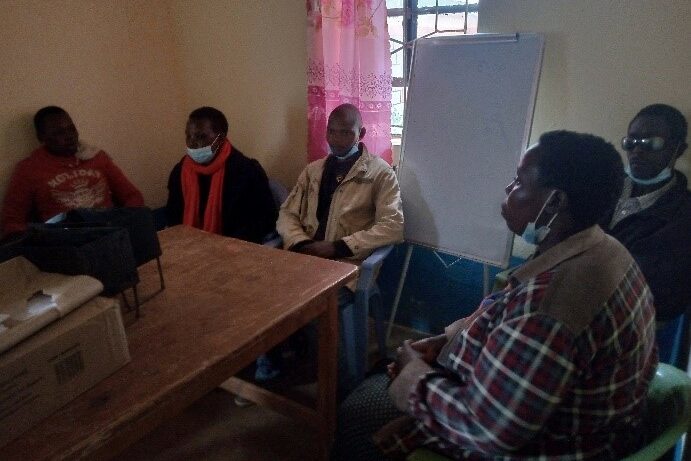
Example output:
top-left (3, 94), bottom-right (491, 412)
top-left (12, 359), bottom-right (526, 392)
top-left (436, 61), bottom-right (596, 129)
top-left (1, 145), bottom-right (144, 236)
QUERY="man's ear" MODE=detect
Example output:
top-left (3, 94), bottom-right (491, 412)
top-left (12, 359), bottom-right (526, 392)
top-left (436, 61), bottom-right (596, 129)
top-left (546, 190), bottom-right (568, 214)
top-left (675, 141), bottom-right (688, 159)
top-left (359, 126), bottom-right (366, 140)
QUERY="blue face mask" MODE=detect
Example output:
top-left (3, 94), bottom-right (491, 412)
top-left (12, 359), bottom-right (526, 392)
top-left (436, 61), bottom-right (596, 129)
top-left (186, 134), bottom-right (220, 164)
top-left (624, 164), bottom-right (673, 186)
top-left (328, 143), bottom-right (359, 158)
top-left (520, 190), bottom-right (558, 245)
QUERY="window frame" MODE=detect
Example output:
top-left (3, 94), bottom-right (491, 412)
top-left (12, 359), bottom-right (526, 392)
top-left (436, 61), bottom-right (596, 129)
top-left (388, 1), bottom-right (479, 134)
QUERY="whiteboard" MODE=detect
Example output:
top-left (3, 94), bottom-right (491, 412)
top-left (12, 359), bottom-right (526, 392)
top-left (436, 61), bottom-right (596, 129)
top-left (399, 33), bottom-right (544, 267)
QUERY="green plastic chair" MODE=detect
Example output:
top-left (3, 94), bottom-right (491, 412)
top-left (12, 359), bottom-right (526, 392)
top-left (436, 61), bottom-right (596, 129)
top-left (407, 363), bottom-right (691, 461)
top-left (622, 363), bottom-right (691, 461)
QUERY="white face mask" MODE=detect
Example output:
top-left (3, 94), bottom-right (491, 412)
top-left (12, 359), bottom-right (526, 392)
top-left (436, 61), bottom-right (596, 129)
top-left (625, 164), bottom-right (673, 185)
top-left (328, 142), bottom-right (359, 158)
top-left (625, 142), bottom-right (679, 185)
top-left (520, 190), bottom-right (559, 245)
top-left (186, 134), bottom-right (220, 164)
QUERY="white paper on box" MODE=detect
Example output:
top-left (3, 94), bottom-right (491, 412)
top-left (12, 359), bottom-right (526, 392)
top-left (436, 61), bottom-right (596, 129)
top-left (0, 256), bottom-right (103, 353)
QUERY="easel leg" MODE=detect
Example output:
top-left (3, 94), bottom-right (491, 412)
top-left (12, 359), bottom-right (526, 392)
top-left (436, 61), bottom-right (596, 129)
top-left (385, 244), bottom-right (414, 348)
top-left (483, 263), bottom-right (491, 296)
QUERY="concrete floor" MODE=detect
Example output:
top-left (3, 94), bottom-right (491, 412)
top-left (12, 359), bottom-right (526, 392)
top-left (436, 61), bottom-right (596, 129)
top-left (117, 387), bottom-right (322, 461)
top-left (115, 324), bottom-right (425, 461)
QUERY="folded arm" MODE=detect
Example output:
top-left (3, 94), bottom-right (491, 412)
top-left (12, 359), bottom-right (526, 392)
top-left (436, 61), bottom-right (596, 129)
top-left (382, 314), bottom-right (576, 456)
top-left (341, 167), bottom-right (404, 259)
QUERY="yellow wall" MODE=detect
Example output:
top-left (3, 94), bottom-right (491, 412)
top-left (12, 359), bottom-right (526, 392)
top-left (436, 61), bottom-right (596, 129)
top-left (0, 0), bottom-right (307, 210)
top-left (169, 0), bottom-right (307, 188)
top-left (479, 0), bottom-right (691, 181)
top-left (2, 0), bottom-right (689, 212)
top-left (0, 0), bottom-right (188, 207)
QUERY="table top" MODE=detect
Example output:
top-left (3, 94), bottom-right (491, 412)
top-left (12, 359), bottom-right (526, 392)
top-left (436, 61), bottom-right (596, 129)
top-left (1, 225), bottom-right (357, 460)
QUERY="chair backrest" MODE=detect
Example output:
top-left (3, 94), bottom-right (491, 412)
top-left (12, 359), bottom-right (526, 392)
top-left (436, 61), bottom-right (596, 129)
top-left (268, 179), bottom-right (289, 209)
top-left (621, 363), bottom-right (691, 461)
top-left (657, 311), bottom-right (689, 368)
top-left (262, 179), bottom-right (289, 247)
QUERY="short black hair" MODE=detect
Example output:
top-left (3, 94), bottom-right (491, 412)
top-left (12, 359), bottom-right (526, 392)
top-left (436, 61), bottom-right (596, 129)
top-left (633, 104), bottom-right (688, 143)
top-left (188, 107), bottom-right (228, 135)
top-left (535, 130), bottom-right (624, 230)
top-left (34, 106), bottom-right (68, 136)
top-left (329, 103), bottom-right (363, 129)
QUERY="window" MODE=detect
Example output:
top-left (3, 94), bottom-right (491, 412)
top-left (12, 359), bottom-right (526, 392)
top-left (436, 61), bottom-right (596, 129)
top-left (387, 0), bottom-right (479, 136)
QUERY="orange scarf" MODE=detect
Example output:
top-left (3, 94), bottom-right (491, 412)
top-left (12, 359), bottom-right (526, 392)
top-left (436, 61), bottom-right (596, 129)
top-left (181, 139), bottom-right (232, 234)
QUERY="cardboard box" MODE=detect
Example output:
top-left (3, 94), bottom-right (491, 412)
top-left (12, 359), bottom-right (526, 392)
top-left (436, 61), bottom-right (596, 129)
top-left (0, 297), bottom-right (130, 448)
top-left (0, 256), bottom-right (104, 354)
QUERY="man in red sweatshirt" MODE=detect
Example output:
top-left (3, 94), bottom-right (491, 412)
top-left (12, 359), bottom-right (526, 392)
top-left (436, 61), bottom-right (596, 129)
top-left (1, 106), bottom-right (144, 237)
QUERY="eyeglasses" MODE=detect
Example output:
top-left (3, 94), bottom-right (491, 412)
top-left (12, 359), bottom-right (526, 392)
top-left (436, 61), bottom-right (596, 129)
top-left (621, 136), bottom-right (665, 152)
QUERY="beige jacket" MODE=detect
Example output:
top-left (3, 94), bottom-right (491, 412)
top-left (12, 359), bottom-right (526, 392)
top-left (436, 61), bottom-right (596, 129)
top-left (277, 147), bottom-right (404, 263)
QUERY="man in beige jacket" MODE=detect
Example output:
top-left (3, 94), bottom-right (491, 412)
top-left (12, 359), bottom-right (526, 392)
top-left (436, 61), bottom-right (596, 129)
top-left (277, 103), bottom-right (404, 265)
top-left (261, 104), bottom-right (403, 392)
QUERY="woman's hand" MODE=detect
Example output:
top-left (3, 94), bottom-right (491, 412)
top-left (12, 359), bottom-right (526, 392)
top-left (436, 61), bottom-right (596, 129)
top-left (409, 334), bottom-right (447, 363)
top-left (387, 335), bottom-right (447, 379)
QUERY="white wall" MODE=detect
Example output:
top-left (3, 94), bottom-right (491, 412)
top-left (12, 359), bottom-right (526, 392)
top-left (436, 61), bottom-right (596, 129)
top-left (0, 0), bottom-right (308, 212)
top-left (0, 0), bottom-right (188, 208)
top-left (2, 1), bottom-right (689, 213)
top-left (479, 0), bottom-right (691, 181)
top-left (169, 0), bottom-right (308, 188)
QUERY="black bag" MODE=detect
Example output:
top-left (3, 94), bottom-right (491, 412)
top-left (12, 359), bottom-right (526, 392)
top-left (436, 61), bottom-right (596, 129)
top-left (20, 226), bottom-right (139, 296)
top-left (61, 207), bottom-right (162, 266)
top-left (0, 233), bottom-right (25, 264)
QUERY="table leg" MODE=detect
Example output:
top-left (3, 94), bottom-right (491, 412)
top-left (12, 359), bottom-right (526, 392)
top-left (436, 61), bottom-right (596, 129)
top-left (317, 289), bottom-right (339, 458)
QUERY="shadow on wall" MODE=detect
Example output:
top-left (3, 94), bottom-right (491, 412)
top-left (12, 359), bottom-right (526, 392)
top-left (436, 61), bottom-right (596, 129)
top-left (0, 112), bottom-right (37, 200)
top-left (264, 101), bottom-right (307, 190)
top-left (399, 167), bottom-right (439, 248)
top-left (529, 31), bottom-right (569, 139)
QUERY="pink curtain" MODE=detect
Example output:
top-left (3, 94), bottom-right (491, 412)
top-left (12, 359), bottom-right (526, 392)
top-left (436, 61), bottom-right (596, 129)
top-left (307, 0), bottom-right (393, 163)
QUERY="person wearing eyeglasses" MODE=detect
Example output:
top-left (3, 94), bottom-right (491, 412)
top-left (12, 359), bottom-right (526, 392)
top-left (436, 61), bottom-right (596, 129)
top-left (604, 103), bottom-right (691, 322)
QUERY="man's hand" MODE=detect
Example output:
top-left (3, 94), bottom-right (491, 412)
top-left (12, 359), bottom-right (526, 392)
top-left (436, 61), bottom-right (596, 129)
top-left (387, 335), bottom-right (447, 379)
top-left (301, 241), bottom-right (337, 259)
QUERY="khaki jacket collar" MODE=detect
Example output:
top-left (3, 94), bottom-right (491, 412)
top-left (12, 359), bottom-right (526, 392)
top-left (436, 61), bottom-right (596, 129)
top-left (339, 143), bottom-right (371, 184)
top-left (510, 225), bottom-right (606, 285)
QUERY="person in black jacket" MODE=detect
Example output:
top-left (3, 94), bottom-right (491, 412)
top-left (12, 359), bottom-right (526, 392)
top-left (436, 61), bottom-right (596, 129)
top-left (166, 107), bottom-right (277, 243)
top-left (604, 103), bottom-right (691, 322)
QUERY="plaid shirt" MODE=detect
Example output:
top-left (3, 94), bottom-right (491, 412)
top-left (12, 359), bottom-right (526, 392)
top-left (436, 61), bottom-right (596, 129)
top-left (377, 226), bottom-right (658, 460)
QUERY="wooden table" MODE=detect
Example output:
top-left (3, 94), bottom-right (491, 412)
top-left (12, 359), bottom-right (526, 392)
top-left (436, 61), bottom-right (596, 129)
top-left (0, 225), bottom-right (357, 460)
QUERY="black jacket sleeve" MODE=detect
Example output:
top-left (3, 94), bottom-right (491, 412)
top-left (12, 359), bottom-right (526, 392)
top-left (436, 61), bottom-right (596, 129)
top-left (165, 160), bottom-right (184, 227)
top-left (221, 152), bottom-right (278, 244)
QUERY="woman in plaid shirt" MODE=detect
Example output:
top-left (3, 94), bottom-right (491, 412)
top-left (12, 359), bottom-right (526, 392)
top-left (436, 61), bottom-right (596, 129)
top-left (332, 131), bottom-right (658, 461)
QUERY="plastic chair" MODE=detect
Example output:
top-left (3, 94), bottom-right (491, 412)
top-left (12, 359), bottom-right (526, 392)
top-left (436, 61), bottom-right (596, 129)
top-left (622, 363), bottom-right (691, 461)
top-left (260, 178), bottom-right (392, 386)
top-left (262, 178), bottom-right (289, 247)
top-left (340, 244), bottom-right (394, 387)
top-left (657, 311), bottom-right (689, 368)
top-left (261, 232), bottom-right (393, 387)
top-left (407, 363), bottom-right (691, 461)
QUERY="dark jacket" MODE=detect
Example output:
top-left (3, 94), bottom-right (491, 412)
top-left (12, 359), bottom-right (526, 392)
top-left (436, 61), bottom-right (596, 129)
top-left (166, 148), bottom-right (277, 244)
top-left (604, 172), bottom-right (691, 321)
